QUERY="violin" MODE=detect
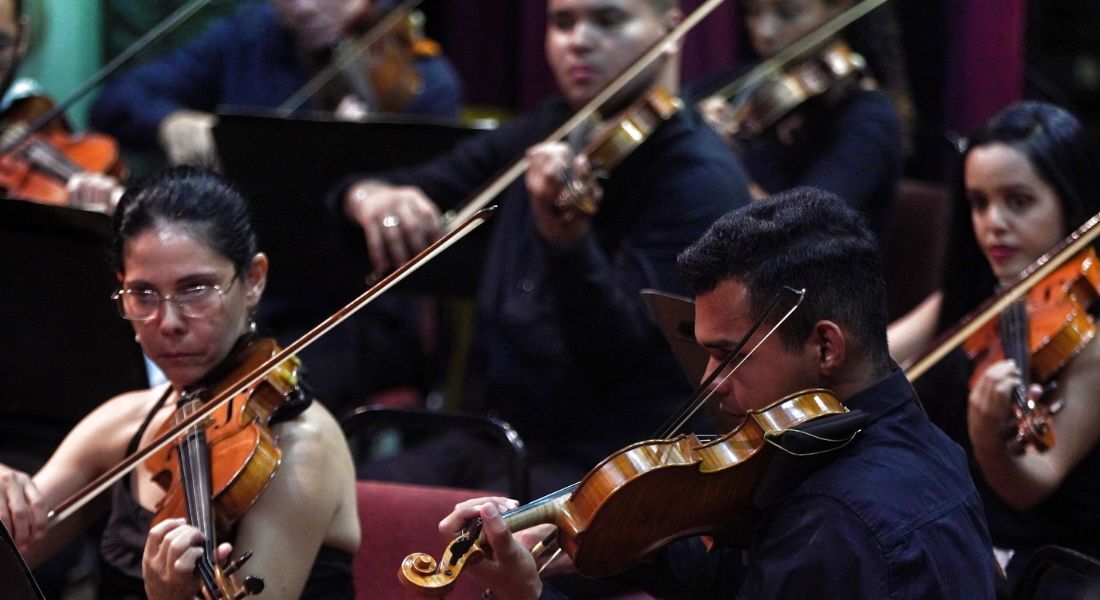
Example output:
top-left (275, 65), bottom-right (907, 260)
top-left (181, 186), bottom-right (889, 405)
top-left (141, 337), bottom-right (305, 599)
top-left (699, 0), bottom-right (891, 144)
top-left (0, 95), bottom-right (125, 207)
top-left (557, 86), bottom-right (683, 215)
top-left (961, 248), bottom-right (1100, 453)
top-left (904, 210), bottom-right (1100, 454)
top-left (721, 39), bottom-right (868, 142)
top-left (291, 0), bottom-right (429, 116)
top-left (398, 389), bottom-right (850, 596)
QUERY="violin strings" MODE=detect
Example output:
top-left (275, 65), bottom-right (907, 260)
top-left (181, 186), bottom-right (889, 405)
top-left (176, 398), bottom-right (220, 594)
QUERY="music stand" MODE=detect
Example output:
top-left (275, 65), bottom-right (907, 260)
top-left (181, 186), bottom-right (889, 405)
top-left (0, 522), bottom-right (44, 600)
top-left (213, 110), bottom-right (489, 317)
top-left (0, 200), bottom-right (148, 471)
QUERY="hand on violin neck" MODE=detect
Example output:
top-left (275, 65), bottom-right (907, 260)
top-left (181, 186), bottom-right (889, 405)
top-left (967, 359), bottom-right (1043, 448)
top-left (142, 517), bottom-right (234, 600)
top-left (525, 142), bottom-right (598, 252)
top-left (343, 179), bottom-right (442, 275)
top-left (439, 497), bottom-right (541, 600)
top-left (697, 95), bottom-right (737, 143)
top-left (67, 171), bottom-right (123, 213)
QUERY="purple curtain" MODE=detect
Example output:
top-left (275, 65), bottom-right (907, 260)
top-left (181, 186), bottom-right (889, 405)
top-left (432, 0), bottom-right (1025, 147)
top-left (436, 0), bottom-right (742, 110)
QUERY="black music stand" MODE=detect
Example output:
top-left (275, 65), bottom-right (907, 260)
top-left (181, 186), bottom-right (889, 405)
top-left (213, 110), bottom-right (489, 314)
top-left (0, 200), bottom-right (148, 471)
top-left (0, 523), bottom-right (44, 600)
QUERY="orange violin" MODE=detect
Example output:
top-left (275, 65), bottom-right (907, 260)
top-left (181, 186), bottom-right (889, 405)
top-left (0, 95), bottom-right (124, 207)
top-left (962, 248), bottom-right (1100, 453)
top-left (143, 337), bottom-right (305, 599)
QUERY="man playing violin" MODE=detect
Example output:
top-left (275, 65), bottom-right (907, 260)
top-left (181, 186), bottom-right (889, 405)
top-left (338, 0), bottom-right (750, 496)
top-left (89, 0), bottom-right (463, 167)
top-left (0, 0), bottom-right (121, 211)
top-left (443, 188), bottom-right (996, 599)
top-left (0, 167), bottom-right (360, 599)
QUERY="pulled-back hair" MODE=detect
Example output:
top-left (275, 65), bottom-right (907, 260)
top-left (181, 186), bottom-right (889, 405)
top-left (937, 101), bottom-right (1100, 330)
top-left (111, 166), bottom-right (258, 274)
top-left (678, 187), bottom-right (890, 370)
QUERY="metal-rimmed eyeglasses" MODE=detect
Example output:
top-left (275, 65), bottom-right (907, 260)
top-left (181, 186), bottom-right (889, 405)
top-left (112, 276), bottom-right (238, 321)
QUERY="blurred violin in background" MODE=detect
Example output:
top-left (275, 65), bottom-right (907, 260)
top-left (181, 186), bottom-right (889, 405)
top-left (313, 0), bottom-right (437, 117)
top-left (0, 94), bottom-right (125, 210)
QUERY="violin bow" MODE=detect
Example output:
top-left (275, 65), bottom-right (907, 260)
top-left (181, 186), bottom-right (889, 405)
top-left (904, 211), bottom-right (1100, 381)
top-left (46, 206), bottom-right (496, 525)
top-left (712, 0), bottom-right (891, 103)
top-left (0, 0), bottom-right (218, 156)
top-left (276, 0), bottom-right (425, 116)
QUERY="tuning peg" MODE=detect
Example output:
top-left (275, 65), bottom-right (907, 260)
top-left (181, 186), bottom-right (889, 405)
top-left (232, 576), bottom-right (265, 598)
top-left (222, 551), bottom-right (253, 576)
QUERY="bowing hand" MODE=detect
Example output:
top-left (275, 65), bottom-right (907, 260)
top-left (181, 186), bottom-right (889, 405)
top-left (344, 179), bottom-right (442, 275)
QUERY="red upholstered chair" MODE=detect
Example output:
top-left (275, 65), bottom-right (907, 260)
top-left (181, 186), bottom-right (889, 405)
top-left (353, 481), bottom-right (659, 600)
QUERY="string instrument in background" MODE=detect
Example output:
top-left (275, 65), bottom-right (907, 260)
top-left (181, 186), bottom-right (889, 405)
top-left (0, 95), bottom-right (125, 208)
top-left (904, 214), bottom-right (1100, 454)
top-left (280, 0), bottom-right (431, 117)
top-left (556, 86), bottom-right (682, 215)
top-left (701, 0), bottom-right (891, 144)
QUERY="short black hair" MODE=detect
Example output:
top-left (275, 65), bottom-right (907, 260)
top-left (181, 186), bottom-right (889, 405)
top-left (112, 166), bottom-right (258, 275)
top-left (678, 187), bottom-right (890, 369)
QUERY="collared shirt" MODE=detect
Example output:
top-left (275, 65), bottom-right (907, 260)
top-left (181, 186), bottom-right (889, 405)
top-left (90, 3), bottom-right (463, 149)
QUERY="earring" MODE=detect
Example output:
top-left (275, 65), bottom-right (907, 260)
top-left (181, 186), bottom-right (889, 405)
top-left (134, 333), bottom-right (141, 343)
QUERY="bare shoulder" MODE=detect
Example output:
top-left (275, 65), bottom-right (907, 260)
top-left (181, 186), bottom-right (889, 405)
top-left (271, 403), bottom-right (355, 489)
top-left (63, 384), bottom-right (170, 467)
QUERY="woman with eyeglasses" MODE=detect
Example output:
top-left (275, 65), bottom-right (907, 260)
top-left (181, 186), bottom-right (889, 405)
top-left (0, 167), bottom-right (360, 599)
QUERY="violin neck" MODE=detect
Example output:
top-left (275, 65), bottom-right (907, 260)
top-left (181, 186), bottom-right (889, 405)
top-left (175, 403), bottom-right (222, 594)
top-left (500, 484), bottom-right (576, 533)
top-left (999, 301), bottom-right (1032, 410)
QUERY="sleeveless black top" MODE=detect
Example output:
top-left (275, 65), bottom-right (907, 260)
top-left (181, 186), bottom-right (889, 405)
top-left (97, 387), bottom-right (355, 599)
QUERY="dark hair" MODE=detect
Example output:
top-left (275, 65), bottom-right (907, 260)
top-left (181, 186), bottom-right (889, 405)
top-left (111, 166), bottom-right (258, 274)
top-left (678, 187), bottom-right (891, 370)
top-left (937, 101), bottom-right (1100, 330)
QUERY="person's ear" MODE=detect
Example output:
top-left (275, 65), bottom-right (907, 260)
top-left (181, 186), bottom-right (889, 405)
top-left (243, 253), bottom-right (268, 310)
top-left (807, 320), bottom-right (846, 376)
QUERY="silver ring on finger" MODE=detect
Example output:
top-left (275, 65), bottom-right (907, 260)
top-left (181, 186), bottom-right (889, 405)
top-left (381, 215), bottom-right (400, 228)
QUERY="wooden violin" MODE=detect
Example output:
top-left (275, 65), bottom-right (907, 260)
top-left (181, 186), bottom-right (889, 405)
top-left (721, 39), bottom-right (868, 142)
top-left (280, 0), bottom-right (429, 116)
top-left (557, 86), bottom-right (683, 215)
top-left (143, 337), bottom-right (305, 598)
top-left (960, 248), bottom-right (1100, 453)
top-left (398, 389), bottom-right (849, 596)
top-left (905, 214), bottom-right (1100, 454)
top-left (0, 95), bottom-right (125, 207)
top-left (700, 0), bottom-right (891, 144)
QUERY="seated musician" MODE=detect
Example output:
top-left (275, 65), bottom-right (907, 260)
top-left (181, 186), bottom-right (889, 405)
top-left (689, 0), bottom-right (910, 242)
top-left (89, 0), bottom-right (463, 166)
top-left (442, 188), bottom-right (996, 599)
top-left (0, 167), bottom-right (360, 599)
top-left (0, 0), bottom-right (120, 210)
top-left (889, 101), bottom-right (1100, 592)
top-left (337, 0), bottom-right (751, 495)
